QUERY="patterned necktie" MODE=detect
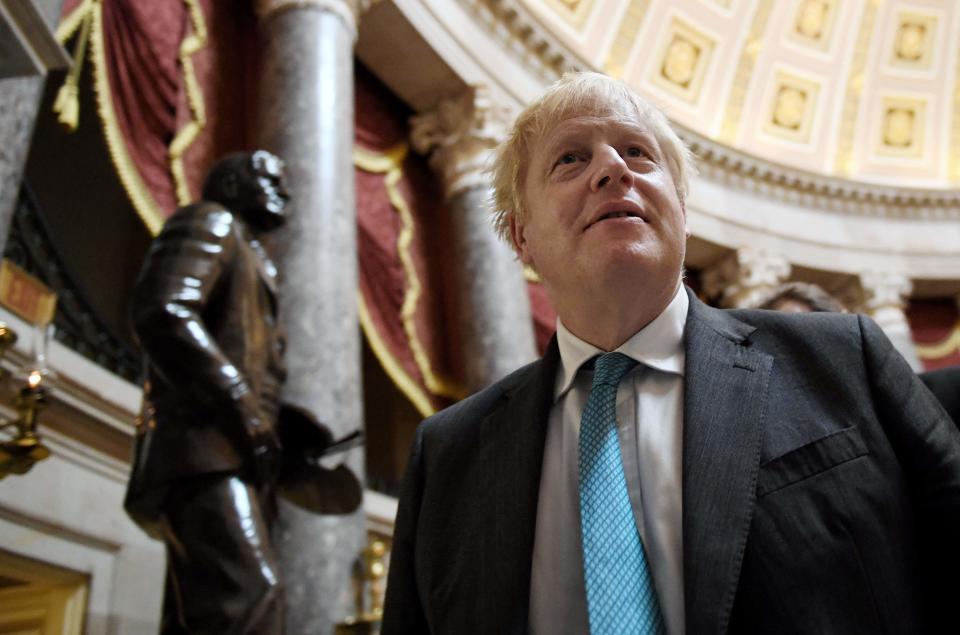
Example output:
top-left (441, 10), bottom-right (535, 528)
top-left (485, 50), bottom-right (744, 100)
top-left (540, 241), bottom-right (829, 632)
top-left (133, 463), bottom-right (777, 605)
top-left (579, 352), bottom-right (665, 634)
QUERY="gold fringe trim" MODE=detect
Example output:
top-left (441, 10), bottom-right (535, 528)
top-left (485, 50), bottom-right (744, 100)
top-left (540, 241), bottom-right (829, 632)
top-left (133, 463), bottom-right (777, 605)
top-left (52, 1), bottom-right (94, 132)
top-left (359, 293), bottom-right (435, 418)
top-left (55, 0), bottom-right (91, 41)
top-left (86, 0), bottom-right (165, 234)
top-left (55, 0), bottom-right (165, 234)
top-left (54, 0), bottom-right (208, 233)
top-left (354, 144), bottom-right (466, 408)
top-left (169, 0), bottom-right (208, 205)
top-left (915, 321), bottom-right (960, 361)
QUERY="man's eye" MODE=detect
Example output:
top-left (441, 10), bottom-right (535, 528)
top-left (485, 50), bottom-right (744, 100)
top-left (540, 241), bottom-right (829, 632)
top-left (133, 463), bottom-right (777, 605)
top-left (556, 153), bottom-right (578, 166)
top-left (625, 147), bottom-right (645, 158)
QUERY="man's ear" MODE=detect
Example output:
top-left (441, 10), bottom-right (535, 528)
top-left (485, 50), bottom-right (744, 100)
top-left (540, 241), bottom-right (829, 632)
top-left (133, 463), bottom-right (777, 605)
top-left (509, 213), bottom-right (533, 266)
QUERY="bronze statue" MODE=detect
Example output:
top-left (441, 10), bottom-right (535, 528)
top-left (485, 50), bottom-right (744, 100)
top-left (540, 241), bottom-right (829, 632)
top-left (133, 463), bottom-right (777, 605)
top-left (124, 151), bottom-right (361, 634)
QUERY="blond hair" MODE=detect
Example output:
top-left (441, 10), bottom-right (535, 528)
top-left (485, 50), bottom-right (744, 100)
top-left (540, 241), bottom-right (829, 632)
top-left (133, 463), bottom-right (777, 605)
top-left (490, 72), bottom-right (696, 243)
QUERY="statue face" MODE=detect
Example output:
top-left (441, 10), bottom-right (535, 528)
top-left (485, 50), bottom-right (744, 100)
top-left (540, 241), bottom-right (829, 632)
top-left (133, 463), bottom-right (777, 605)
top-left (250, 151), bottom-right (289, 228)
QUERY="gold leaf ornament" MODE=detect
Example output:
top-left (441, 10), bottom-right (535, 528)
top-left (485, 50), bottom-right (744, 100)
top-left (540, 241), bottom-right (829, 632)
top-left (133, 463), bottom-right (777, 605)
top-left (662, 37), bottom-right (698, 87)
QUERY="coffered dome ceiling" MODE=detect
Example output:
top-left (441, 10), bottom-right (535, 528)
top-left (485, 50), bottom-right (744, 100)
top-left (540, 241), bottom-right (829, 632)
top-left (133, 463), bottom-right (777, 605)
top-left (520, 0), bottom-right (959, 189)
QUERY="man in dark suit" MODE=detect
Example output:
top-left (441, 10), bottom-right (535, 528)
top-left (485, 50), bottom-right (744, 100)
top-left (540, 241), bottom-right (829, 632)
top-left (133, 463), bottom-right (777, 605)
top-left (382, 73), bottom-right (960, 634)
top-left (126, 151), bottom-right (293, 634)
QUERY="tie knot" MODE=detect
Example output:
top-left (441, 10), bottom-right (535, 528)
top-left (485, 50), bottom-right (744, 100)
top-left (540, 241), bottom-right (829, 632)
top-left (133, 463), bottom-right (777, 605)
top-left (590, 352), bottom-right (638, 388)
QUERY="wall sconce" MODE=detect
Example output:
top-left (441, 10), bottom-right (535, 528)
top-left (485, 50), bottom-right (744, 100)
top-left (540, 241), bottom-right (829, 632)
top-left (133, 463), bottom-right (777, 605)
top-left (0, 322), bottom-right (52, 479)
top-left (334, 537), bottom-right (389, 634)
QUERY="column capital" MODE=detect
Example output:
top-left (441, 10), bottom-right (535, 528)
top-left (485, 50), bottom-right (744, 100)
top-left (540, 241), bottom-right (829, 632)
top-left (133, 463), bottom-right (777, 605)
top-left (256, 0), bottom-right (371, 39)
top-left (701, 247), bottom-right (792, 308)
top-left (856, 271), bottom-right (913, 313)
top-left (410, 85), bottom-right (512, 200)
top-left (850, 271), bottom-right (921, 370)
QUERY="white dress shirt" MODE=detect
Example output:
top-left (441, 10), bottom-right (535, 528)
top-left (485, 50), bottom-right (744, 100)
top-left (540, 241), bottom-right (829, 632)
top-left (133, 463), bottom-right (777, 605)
top-left (528, 287), bottom-right (688, 634)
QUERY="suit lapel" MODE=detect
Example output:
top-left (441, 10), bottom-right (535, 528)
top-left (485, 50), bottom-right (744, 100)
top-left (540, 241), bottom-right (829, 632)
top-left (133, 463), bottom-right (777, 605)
top-left (479, 338), bottom-right (559, 634)
top-left (682, 292), bottom-right (773, 634)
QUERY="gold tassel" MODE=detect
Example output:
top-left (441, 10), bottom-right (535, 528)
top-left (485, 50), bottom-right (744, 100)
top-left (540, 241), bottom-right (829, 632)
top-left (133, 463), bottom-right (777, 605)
top-left (52, 3), bottom-right (93, 133)
top-left (52, 81), bottom-right (79, 132)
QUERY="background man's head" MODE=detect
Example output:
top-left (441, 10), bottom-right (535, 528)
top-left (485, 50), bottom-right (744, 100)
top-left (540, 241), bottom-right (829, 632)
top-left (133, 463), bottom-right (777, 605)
top-left (202, 151), bottom-right (289, 232)
top-left (756, 282), bottom-right (846, 313)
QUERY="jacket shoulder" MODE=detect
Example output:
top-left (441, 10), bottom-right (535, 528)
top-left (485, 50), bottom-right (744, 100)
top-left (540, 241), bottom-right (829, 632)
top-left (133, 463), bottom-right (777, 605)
top-left (726, 307), bottom-right (863, 344)
top-left (161, 202), bottom-right (237, 234)
top-left (419, 359), bottom-right (543, 440)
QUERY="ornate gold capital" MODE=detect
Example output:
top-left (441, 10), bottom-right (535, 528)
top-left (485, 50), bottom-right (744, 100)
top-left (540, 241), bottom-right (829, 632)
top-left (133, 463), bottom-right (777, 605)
top-left (409, 85), bottom-right (512, 199)
top-left (256, 0), bottom-right (371, 38)
top-left (856, 272), bottom-right (913, 313)
top-left (702, 247), bottom-right (792, 309)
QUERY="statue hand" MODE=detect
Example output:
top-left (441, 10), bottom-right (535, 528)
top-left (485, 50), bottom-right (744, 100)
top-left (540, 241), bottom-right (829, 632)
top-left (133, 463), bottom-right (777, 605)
top-left (246, 414), bottom-right (282, 485)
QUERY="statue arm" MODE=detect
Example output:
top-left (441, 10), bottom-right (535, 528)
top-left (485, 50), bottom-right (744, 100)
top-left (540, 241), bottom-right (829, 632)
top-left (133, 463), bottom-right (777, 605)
top-left (132, 206), bottom-right (264, 430)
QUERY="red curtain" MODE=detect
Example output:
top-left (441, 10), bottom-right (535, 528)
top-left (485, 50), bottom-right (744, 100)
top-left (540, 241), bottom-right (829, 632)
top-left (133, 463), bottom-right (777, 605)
top-left (907, 299), bottom-right (960, 371)
top-left (59, 0), bottom-right (258, 229)
top-left (355, 65), bottom-right (465, 416)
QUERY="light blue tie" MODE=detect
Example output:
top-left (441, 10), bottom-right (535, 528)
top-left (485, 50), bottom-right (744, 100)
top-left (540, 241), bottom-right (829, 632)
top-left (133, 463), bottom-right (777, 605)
top-left (579, 352), bottom-right (665, 634)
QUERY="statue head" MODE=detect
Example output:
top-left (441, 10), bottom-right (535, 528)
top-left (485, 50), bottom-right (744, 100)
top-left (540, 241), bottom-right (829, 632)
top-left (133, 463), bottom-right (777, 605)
top-left (202, 151), bottom-right (289, 232)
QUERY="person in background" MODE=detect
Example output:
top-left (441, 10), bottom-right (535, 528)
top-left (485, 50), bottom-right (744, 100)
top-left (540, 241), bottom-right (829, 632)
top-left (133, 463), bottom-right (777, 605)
top-left (755, 281), bottom-right (846, 313)
top-left (756, 282), bottom-right (958, 429)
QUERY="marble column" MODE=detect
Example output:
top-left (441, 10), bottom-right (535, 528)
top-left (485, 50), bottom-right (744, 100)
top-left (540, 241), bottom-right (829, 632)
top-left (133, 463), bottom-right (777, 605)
top-left (855, 272), bottom-right (922, 371)
top-left (701, 246), bottom-right (792, 308)
top-left (256, 1), bottom-right (368, 633)
top-left (411, 86), bottom-right (536, 393)
top-left (0, 0), bottom-right (65, 253)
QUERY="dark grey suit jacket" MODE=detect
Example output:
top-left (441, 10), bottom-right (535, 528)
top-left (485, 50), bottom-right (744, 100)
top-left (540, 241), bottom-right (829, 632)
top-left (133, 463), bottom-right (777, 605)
top-left (383, 289), bottom-right (960, 634)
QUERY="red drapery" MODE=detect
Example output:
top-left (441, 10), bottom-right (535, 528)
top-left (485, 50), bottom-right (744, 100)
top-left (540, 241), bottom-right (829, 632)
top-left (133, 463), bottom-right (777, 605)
top-left (355, 66), bottom-right (558, 415)
top-left (51, 2), bottom-right (564, 415)
top-left (355, 65), bottom-right (466, 416)
top-left (907, 299), bottom-right (960, 371)
top-left (57, 0), bottom-right (257, 233)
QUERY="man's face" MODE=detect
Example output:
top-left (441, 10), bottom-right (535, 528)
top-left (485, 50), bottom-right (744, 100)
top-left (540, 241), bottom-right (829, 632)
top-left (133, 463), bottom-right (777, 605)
top-left (770, 297), bottom-right (814, 313)
top-left (250, 151), bottom-right (289, 228)
top-left (512, 111), bottom-right (688, 306)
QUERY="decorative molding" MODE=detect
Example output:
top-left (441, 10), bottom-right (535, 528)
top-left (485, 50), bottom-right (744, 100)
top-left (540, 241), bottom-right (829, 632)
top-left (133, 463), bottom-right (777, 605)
top-left (856, 271), bottom-right (913, 313)
top-left (719, 0), bottom-right (774, 143)
top-left (790, 0), bottom-right (839, 51)
top-left (701, 247), bottom-right (791, 308)
top-left (256, 0), bottom-right (372, 38)
top-left (876, 95), bottom-right (926, 158)
top-left (833, 0), bottom-right (880, 176)
top-left (952, 19), bottom-right (960, 184)
top-left (650, 16), bottom-right (715, 105)
top-left (603, 0), bottom-right (653, 78)
top-left (890, 10), bottom-right (936, 69)
top-left (543, 0), bottom-right (594, 31)
top-left (850, 272), bottom-right (921, 370)
top-left (410, 85), bottom-right (512, 199)
top-left (685, 126), bottom-right (960, 220)
top-left (463, 0), bottom-right (585, 80)
top-left (763, 69), bottom-right (821, 144)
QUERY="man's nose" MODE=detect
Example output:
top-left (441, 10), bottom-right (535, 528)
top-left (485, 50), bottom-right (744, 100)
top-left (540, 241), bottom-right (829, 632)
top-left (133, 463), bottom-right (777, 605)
top-left (590, 146), bottom-right (632, 191)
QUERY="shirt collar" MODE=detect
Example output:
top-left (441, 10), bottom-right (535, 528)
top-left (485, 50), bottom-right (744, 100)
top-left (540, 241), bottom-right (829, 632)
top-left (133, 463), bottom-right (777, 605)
top-left (554, 285), bottom-right (688, 400)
